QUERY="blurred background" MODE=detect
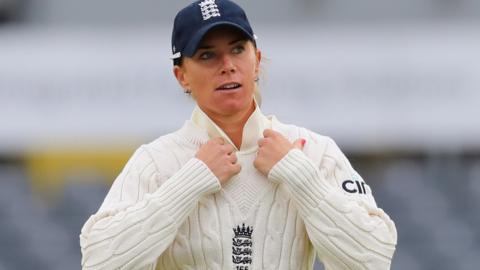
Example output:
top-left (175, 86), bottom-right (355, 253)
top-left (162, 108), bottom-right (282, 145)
top-left (1, 0), bottom-right (479, 269)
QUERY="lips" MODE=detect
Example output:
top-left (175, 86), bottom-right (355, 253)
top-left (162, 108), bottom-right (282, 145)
top-left (216, 82), bottom-right (242, 91)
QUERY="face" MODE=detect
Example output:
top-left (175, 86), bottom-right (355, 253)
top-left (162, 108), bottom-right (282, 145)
top-left (174, 26), bottom-right (261, 119)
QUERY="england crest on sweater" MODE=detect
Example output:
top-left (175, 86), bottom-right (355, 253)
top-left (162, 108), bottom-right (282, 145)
top-left (232, 223), bottom-right (253, 270)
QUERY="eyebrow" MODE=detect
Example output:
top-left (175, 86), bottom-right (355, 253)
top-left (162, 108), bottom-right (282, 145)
top-left (197, 39), bottom-right (246, 50)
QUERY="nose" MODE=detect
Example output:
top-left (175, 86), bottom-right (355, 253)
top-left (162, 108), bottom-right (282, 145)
top-left (220, 54), bottom-right (236, 74)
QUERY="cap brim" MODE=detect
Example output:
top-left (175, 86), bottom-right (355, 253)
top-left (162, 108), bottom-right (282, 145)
top-left (182, 21), bottom-right (255, 58)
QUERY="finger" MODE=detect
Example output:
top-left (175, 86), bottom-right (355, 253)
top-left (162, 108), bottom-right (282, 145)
top-left (257, 138), bottom-right (266, 147)
top-left (223, 144), bottom-right (235, 154)
top-left (232, 163), bottom-right (242, 174)
top-left (262, 128), bottom-right (276, 138)
top-left (253, 156), bottom-right (260, 169)
top-left (212, 137), bottom-right (225, 145)
top-left (293, 138), bottom-right (306, 150)
top-left (229, 152), bottom-right (238, 164)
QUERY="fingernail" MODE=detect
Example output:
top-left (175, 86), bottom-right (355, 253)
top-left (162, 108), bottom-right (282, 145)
top-left (301, 139), bottom-right (306, 146)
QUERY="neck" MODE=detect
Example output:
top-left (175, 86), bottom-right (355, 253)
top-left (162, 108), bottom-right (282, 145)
top-left (201, 100), bottom-right (255, 149)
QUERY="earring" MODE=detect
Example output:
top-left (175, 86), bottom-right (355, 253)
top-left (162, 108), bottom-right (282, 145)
top-left (184, 89), bottom-right (191, 94)
top-left (254, 77), bottom-right (259, 83)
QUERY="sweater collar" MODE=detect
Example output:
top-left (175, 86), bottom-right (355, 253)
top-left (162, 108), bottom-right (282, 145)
top-left (190, 99), bottom-right (271, 152)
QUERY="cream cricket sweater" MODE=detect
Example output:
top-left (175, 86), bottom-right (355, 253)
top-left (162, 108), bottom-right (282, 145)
top-left (80, 104), bottom-right (397, 270)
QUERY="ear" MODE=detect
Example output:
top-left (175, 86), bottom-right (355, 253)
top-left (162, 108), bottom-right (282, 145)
top-left (173, 65), bottom-right (190, 91)
top-left (254, 49), bottom-right (262, 76)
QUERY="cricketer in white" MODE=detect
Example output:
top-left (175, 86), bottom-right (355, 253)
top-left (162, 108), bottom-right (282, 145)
top-left (79, 102), bottom-right (397, 270)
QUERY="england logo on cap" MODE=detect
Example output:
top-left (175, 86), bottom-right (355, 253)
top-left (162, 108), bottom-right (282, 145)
top-left (199, 0), bottom-right (221, 20)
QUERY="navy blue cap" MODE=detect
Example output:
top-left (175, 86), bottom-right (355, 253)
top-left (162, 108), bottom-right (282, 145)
top-left (171, 0), bottom-right (256, 62)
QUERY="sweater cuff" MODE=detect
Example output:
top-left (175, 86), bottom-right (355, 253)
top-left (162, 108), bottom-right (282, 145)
top-left (268, 149), bottom-right (332, 210)
top-left (153, 157), bottom-right (221, 227)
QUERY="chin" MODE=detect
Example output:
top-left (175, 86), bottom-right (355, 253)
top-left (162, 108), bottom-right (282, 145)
top-left (218, 103), bottom-right (245, 114)
top-left (215, 97), bottom-right (252, 115)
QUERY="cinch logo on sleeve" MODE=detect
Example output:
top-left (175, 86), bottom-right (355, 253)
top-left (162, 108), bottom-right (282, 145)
top-left (341, 179), bottom-right (368, 194)
top-left (341, 171), bottom-right (368, 194)
top-left (199, 0), bottom-right (221, 20)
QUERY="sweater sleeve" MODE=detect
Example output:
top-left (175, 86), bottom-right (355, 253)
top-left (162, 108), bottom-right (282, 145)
top-left (79, 146), bottom-right (220, 270)
top-left (268, 138), bottom-right (397, 270)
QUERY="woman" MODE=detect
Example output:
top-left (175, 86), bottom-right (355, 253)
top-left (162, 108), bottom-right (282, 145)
top-left (80, 0), bottom-right (397, 269)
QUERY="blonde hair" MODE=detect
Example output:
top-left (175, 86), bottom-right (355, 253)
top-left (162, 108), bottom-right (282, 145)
top-left (254, 84), bottom-right (262, 107)
top-left (254, 53), bottom-right (268, 107)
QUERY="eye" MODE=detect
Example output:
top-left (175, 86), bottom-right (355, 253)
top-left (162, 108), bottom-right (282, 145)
top-left (232, 45), bottom-right (245, 54)
top-left (199, 51), bottom-right (215, 60)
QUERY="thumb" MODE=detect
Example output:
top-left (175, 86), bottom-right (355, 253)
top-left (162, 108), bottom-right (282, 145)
top-left (212, 137), bottom-right (225, 145)
top-left (293, 138), bottom-right (306, 150)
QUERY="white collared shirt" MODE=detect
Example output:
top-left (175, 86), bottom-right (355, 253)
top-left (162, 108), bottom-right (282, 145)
top-left (190, 100), bottom-right (271, 152)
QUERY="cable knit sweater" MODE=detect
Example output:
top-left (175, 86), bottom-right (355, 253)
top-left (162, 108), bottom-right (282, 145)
top-left (80, 105), bottom-right (397, 270)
